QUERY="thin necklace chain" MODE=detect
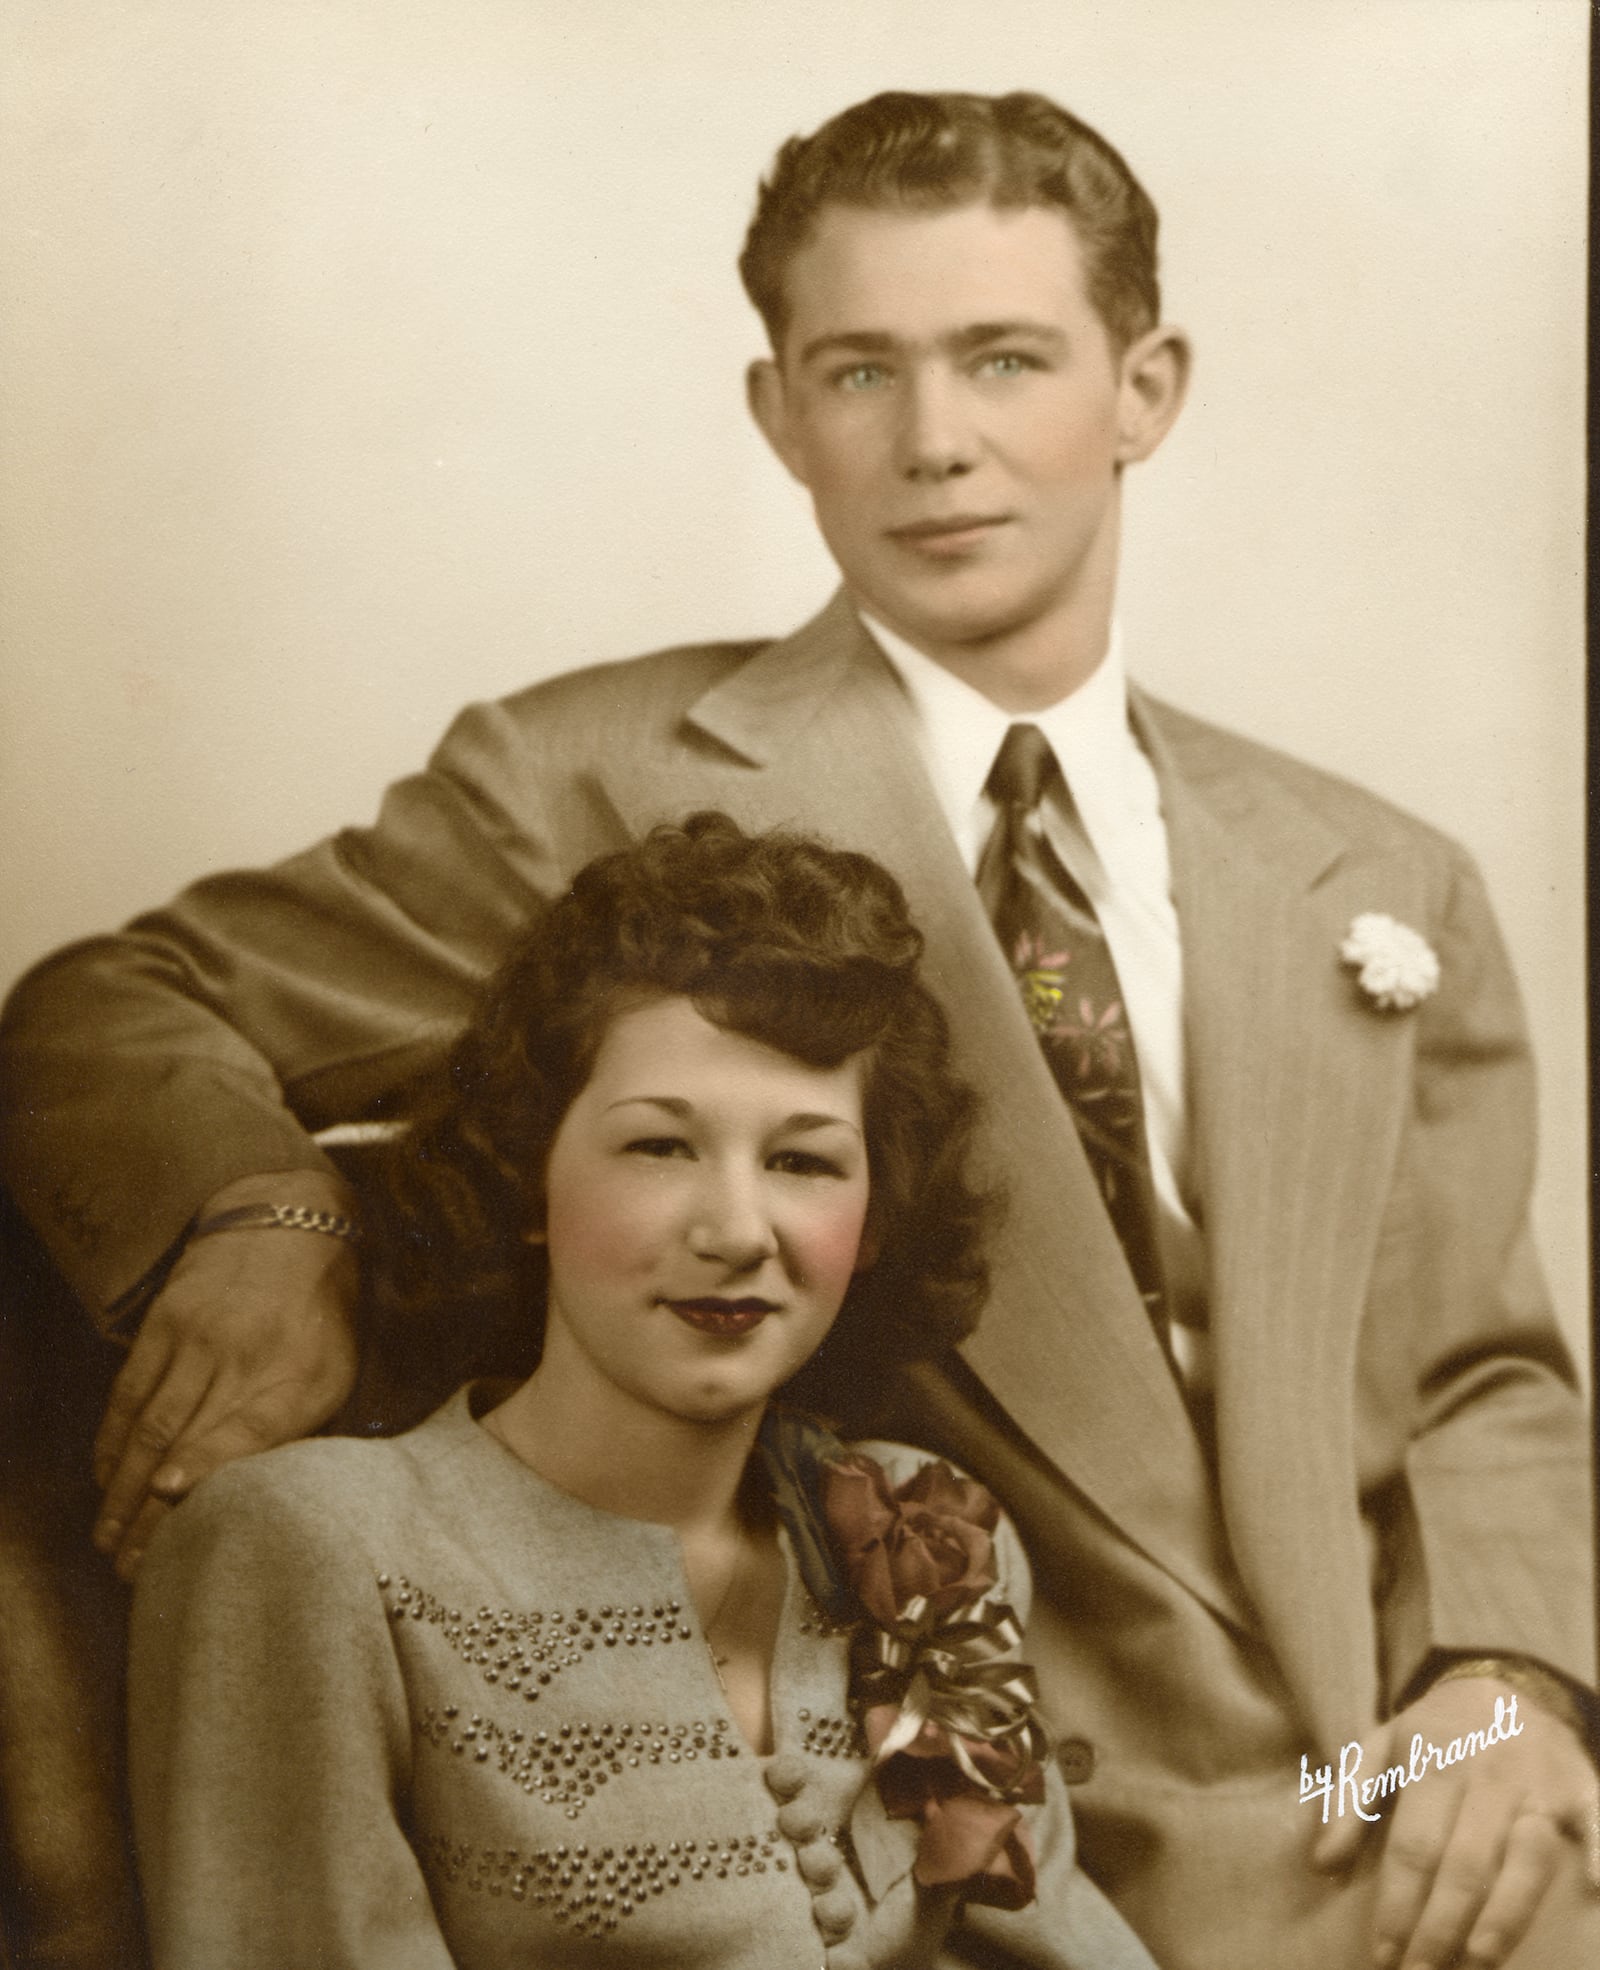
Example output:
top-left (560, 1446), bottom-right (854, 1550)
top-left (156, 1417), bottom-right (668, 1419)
top-left (701, 1527), bottom-right (749, 1677)
top-left (481, 1406), bottom-right (751, 1685)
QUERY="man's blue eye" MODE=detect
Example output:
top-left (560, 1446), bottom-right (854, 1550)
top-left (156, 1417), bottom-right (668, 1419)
top-left (979, 352), bottom-right (1031, 377)
top-left (836, 364), bottom-right (888, 392)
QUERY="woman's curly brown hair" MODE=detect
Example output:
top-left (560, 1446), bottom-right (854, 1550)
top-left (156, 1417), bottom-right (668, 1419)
top-left (362, 812), bottom-right (998, 1418)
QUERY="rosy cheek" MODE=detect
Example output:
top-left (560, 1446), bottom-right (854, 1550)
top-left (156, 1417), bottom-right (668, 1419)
top-left (545, 1171), bottom-right (658, 1281)
top-left (794, 1195), bottom-right (872, 1291)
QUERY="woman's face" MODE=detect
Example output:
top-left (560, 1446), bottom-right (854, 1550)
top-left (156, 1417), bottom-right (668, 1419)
top-left (537, 994), bottom-right (872, 1429)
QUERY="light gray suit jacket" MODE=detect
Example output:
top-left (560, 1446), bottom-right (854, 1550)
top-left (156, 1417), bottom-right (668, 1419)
top-left (2, 593), bottom-right (1591, 1967)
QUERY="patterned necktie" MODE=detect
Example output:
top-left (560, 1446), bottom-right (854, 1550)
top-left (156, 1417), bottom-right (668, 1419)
top-left (976, 723), bottom-right (1170, 1349)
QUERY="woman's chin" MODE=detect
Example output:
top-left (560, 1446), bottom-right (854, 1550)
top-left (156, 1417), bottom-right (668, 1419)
top-left (662, 1376), bottom-right (776, 1430)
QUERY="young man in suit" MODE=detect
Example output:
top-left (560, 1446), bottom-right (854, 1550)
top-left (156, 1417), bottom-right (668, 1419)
top-left (2, 91), bottom-right (1593, 1970)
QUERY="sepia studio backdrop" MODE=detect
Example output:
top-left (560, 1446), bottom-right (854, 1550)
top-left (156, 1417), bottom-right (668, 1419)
top-left (1, 1), bottom-right (1589, 1361)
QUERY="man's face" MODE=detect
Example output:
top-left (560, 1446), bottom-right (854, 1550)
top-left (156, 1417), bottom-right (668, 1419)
top-left (749, 201), bottom-right (1182, 664)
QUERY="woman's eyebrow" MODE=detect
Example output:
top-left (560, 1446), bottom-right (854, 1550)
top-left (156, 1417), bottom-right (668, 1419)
top-left (782, 1112), bottom-right (863, 1138)
top-left (604, 1094), bottom-right (692, 1116)
top-left (603, 1097), bottom-right (861, 1137)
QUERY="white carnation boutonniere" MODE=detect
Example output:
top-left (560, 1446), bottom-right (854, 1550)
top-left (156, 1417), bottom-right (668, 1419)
top-left (1339, 912), bottom-right (1440, 1011)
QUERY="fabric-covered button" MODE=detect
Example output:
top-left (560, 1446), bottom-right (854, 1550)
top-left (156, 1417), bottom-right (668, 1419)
top-left (796, 1839), bottom-right (840, 1887)
top-left (810, 1886), bottom-right (855, 1942)
top-left (763, 1754), bottom-right (809, 1801)
top-left (1056, 1736), bottom-right (1096, 1784)
top-left (777, 1799), bottom-right (827, 1843)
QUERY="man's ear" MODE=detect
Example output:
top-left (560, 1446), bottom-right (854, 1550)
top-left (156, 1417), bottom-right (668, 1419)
top-left (746, 357), bottom-right (808, 485)
top-left (1114, 325), bottom-right (1192, 465)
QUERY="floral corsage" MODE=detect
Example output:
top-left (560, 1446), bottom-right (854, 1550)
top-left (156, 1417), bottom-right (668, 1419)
top-left (1339, 912), bottom-right (1440, 1011)
top-left (759, 1411), bottom-right (1051, 1911)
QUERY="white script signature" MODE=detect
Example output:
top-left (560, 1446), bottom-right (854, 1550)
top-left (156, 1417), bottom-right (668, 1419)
top-left (1297, 1694), bottom-right (1524, 1825)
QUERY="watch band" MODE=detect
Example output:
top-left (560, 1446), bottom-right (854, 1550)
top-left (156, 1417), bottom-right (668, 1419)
top-left (1428, 1654), bottom-right (1590, 1744)
top-left (190, 1202), bottom-right (361, 1244)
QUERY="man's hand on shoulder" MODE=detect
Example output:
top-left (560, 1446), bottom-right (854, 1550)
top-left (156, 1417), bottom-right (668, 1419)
top-left (1313, 1673), bottom-right (1599, 1969)
top-left (92, 1171), bottom-right (361, 1580)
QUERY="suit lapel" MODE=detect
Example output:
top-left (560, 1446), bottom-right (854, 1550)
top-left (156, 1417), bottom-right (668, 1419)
top-left (1145, 696), bottom-right (1424, 1742)
top-left (600, 599), bottom-right (1252, 1632)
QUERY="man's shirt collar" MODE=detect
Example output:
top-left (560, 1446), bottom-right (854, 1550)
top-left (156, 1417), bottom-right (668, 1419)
top-left (861, 611), bottom-right (1148, 882)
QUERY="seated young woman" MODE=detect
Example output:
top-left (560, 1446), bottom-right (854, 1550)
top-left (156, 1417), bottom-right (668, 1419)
top-left (128, 812), bottom-right (1158, 1970)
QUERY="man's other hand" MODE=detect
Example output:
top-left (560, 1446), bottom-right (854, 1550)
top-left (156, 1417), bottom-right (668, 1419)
top-left (1313, 1674), bottom-right (1599, 1969)
top-left (91, 1171), bottom-right (360, 1579)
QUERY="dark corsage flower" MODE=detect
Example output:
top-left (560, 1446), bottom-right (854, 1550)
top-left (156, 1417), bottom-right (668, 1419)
top-left (870, 1709), bottom-right (1044, 1908)
top-left (822, 1454), bottom-right (999, 1626)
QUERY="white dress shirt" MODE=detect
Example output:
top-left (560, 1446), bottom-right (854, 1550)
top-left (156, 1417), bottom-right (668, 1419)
top-left (863, 613), bottom-right (1211, 1392)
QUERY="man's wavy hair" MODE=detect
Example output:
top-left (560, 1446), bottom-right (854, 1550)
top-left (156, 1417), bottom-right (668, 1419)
top-left (363, 811), bottom-right (996, 1419)
top-left (739, 90), bottom-right (1161, 357)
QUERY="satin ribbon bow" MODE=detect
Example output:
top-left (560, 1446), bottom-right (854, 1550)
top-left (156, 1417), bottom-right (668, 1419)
top-left (855, 1595), bottom-right (1048, 1907)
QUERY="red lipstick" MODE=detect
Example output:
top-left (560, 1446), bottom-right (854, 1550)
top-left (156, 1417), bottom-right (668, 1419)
top-left (663, 1297), bottom-right (777, 1338)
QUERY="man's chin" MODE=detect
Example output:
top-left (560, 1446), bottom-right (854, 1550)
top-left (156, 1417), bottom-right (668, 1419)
top-left (857, 585), bottom-right (1040, 661)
